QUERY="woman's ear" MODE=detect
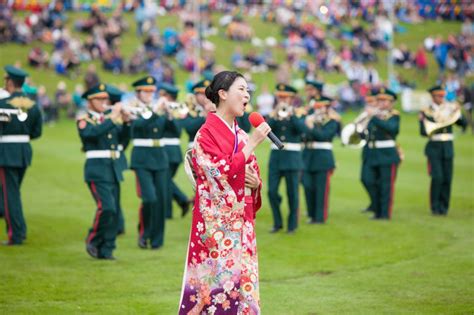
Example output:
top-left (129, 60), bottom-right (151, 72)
top-left (218, 89), bottom-right (227, 102)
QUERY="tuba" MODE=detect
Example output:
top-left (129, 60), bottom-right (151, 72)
top-left (423, 102), bottom-right (461, 136)
top-left (0, 108), bottom-right (28, 122)
top-left (341, 110), bottom-right (374, 148)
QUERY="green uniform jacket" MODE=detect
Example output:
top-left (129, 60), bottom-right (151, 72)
top-left (77, 111), bottom-right (126, 183)
top-left (131, 113), bottom-right (178, 170)
top-left (162, 118), bottom-right (183, 164)
top-left (419, 104), bottom-right (467, 159)
top-left (236, 112), bottom-right (251, 133)
top-left (304, 119), bottom-right (339, 172)
top-left (0, 91), bottom-right (42, 167)
top-left (117, 121), bottom-right (131, 172)
top-left (267, 115), bottom-right (306, 171)
top-left (365, 111), bottom-right (400, 167)
top-left (183, 114), bottom-right (205, 144)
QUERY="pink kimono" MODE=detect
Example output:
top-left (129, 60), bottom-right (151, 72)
top-left (179, 113), bottom-right (262, 315)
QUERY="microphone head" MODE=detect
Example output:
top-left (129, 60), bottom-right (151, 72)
top-left (249, 112), bottom-right (265, 128)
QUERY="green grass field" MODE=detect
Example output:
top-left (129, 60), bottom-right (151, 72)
top-left (0, 10), bottom-right (473, 315)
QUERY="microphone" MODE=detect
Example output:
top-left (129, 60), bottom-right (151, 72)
top-left (248, 112), bottom-right (285, 150)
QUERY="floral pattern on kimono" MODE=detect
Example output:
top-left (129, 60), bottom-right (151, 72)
top-left (179, 113), bottom-right (262, 315)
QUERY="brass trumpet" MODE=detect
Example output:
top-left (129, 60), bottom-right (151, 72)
top-left (165, 101), bottom-right (189, 119)
top-left (0, 108), bottom-right (28, 122)
top-left (273, 102), bottom-right (293, 120)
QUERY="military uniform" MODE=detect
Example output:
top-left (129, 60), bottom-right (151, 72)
top-left (106, 85), bottom-right (129, 235)
top-left (130, 76), bottom-right (178, 249)
top-left (159, 83), bottom-right (189, 219)
top-left (268, 84), bottom-right (306, 233)
top-left (302, 97), bottom-right (340, 223)
top-left (0, 66), bottom-right (42, 245)
top-left (301, 80), bottom-right (324, 218)
top-left (183, 80), bottom-right (209, 150)
top-left (420, 86), bottom-right (467, 215)
top-left (236, 110), bottom-right (251, 133)
top-left (360, 89), bottom-right (379, 213)
top-left (364, 88), bottom-right (400, 220)
top-left (78, 84), bottom-right (128, 259)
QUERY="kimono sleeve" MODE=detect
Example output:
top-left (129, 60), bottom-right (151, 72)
top-left (195, 127), bottom-right (246, 181)
top-left (249, 155), bottom-right (262, 215)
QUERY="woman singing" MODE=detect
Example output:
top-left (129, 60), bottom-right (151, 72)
top-left (179, 71), bottom-right (271, 315)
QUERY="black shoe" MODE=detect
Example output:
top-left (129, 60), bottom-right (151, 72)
top-left (117, 230), bottom-right (125, 236)
top-left (138, 238), bottom-right (148, 249)
top-left (86, 244), bottom-right (99, 258)
top-left (269, 226), bottom-right (282, 233)
top-left (100, 255), bottom-right (116, 260)
top-left (2, 240), bottom-right (22, 246)
top-left (181, 200), bottom-right (192, 218)
top-left (151, 245), bottom-right (162, 250)
top-left (361, 207), bottom-right (373, 213)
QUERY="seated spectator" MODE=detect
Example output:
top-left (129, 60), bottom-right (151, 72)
top-left (226, 16), bottom-right (253, 41)
top-left (28, 47), bottom-right (49, 68)
top-left (256, 84), bottom-right (274, 118)
top-left (37, 85), bottom-right (56, 123)
top-left (55, 81), bottom-right (71, 118)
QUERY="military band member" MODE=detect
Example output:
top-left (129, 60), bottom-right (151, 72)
top-left (77, 83), bottom-right (128, 259)
top-left (364, 88), bottom-right (401, 220)
top-left (0, 66), bottom-right (42, 245)
top-left (267, 84), bottom-right (306, 234)
top-left (106, 85), bottom-right (130, 235)
top-left (130, 76), bottom-right (178, 249)
top-left (183, 79), bottom-right (215, 150)
top-left (419, 85), bottom-right (467, 216)
top-left (302, 80), bottom-right (324, 218)
top-left (303, 96), bottom-right (340, 224)
top-left (158, 83), bottom-right (191, 218)
top-left (360, 88), bottom-right (379, 213)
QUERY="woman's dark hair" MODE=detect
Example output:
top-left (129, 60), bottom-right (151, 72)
top-left (205, 71), bottom-right (244, 106)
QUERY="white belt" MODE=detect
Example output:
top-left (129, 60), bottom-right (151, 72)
top-left (117, 144), bottom-right (124, 151)
top-left (133, 139), bottom-right (162, 147)
top-left (271, 142), bottom-right (302, 151)
top-left (368, 140), bottom-right (396, 149)
top-left (430, 133), bottom-right (454, 142)
top-left (86, 150), bottom-right (121, 159)
top-left (187, 141), bottom-right (194, 149)
top-left (307, 142), bottom-right (333, 150)
top-left (160, 138), bottom-right (181, 146)
top-left (0, 135), bottom-right (30, 143)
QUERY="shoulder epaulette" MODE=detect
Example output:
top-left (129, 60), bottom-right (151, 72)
top-left (7, 96), bottom-right (35, 110)
top-left (77, 115), bottom-right (97, 125)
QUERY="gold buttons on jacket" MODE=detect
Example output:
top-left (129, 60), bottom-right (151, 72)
top-left (111, 144), bottom-right (116, 149)
top-left (153, 128), bottom-right (158, 133)
top-left (108, 133), bottom-right (112, 139)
